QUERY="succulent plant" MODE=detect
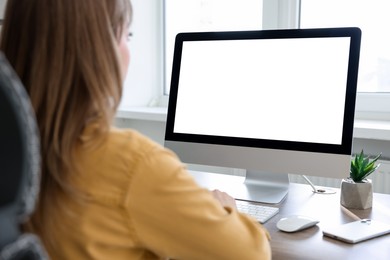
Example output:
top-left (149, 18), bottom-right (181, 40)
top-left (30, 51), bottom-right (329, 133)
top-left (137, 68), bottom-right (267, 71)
top-left (350, 150), bottom-right (381, 182)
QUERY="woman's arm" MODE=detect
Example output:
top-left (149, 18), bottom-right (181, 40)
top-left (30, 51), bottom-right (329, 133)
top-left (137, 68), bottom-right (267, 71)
top-left (126, 147), bottom-right (271, 260)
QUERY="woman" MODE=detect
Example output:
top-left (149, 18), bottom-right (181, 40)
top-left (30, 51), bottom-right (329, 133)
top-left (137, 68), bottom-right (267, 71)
top-left (0, 0), bottom-right (271, 259)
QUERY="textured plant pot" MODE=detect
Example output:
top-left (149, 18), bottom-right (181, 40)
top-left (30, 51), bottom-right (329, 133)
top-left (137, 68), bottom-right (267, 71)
top-left (340, 178), bottom-right (373, 209)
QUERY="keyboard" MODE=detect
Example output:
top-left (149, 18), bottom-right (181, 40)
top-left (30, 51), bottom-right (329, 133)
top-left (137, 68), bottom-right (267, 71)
top-left (236, 200), bottom-right (279, 223)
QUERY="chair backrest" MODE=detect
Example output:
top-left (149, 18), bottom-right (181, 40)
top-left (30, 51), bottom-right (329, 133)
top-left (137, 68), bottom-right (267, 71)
top-left (0, 53), bottom-right (48, 260)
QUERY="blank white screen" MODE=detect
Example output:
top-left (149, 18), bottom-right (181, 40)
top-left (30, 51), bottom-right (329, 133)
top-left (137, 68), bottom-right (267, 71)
top-left (174, 37), bottom-right (351, 145)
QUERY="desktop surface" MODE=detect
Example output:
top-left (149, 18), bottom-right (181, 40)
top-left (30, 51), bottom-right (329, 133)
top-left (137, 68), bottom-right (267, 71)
top-left (263, 183), bottom-right (390, 260)
top-left (190, 172), bottom-right (390, 260)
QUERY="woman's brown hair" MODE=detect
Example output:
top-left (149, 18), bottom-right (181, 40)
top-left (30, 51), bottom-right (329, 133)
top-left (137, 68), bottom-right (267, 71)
top-left (0, 0), bottom-right (132, 249)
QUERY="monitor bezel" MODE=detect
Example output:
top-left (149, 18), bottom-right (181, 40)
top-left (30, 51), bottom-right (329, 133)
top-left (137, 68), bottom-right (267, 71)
top-left (165, 27), bottom-right (361, 156)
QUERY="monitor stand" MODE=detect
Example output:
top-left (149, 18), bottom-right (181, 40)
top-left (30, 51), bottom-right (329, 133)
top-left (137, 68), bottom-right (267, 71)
top-left (189, 170), bottom-right (289, 204)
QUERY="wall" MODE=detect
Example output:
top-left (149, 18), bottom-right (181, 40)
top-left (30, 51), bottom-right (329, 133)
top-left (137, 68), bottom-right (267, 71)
top-left (0, 0), bottom-right (6, 19)
top-left (120, 0), bottom-right (163, 108)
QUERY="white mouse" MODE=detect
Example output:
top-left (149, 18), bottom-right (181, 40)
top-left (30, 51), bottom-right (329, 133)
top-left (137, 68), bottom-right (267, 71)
top-left (277, 215), bottom-right (319, 233)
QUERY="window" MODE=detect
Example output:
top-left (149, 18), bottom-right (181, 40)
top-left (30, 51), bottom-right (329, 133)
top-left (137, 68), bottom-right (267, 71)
top-left (164, 0), bottom-right (263, 95)
top-left (300, 0), bottom-right (390, 119)
top-left (301, 0), bottom-right (390, 93)
top-left (162, 0), bottom-right (389, 119)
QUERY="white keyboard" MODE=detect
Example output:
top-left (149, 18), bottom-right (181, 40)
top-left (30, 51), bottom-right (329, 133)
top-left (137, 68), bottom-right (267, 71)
top-left (236, 200), bottom-right (279, 223)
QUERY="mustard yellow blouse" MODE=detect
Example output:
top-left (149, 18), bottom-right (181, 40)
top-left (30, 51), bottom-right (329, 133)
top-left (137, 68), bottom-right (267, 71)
top-left (47, 125), bottom-right (271, 259)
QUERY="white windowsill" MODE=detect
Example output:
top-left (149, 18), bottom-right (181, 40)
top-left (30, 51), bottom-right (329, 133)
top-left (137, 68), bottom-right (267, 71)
top-left (353, 120), bottom-right (390, 141)
top-left (116, 106), bottom-right (167, 122)
top-left (116, 107), bottom-right (390, 141)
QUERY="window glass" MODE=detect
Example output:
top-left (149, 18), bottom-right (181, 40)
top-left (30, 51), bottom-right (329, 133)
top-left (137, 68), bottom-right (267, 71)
top-left (164, 0), bottom-right (263, 94)
top-left (301, 0), bottom-right (390, 93)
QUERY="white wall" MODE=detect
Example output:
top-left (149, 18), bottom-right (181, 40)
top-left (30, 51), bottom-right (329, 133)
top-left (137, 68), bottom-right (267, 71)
top-left (0, 0), bottom-right (6, 18)
top-left (120, 0), bottom-right (163, 108)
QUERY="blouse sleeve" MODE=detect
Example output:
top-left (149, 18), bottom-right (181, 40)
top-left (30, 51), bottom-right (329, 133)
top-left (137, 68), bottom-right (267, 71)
top-left (125, 146), bottom-right (271, 260)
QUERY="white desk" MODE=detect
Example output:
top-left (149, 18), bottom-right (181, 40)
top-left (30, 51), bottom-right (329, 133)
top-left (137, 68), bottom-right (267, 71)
top-left (191, 172), bottom-right (390, 260)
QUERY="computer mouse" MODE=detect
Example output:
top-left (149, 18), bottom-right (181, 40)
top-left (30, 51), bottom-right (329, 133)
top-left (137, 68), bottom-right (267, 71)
top-left (276, 215), bottom-right (320, 233)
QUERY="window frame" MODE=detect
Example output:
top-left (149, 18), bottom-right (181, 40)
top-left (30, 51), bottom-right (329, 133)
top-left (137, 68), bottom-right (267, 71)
top-left (153, 0), bottom-right (390, 121)
top-left (293, 0), bottom-right (390, 120)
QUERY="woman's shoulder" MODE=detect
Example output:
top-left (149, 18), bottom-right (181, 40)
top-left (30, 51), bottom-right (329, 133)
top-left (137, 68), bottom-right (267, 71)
top-left (108, 127), bottom-right (164, 156)
top-left (107, 127), bottom-right (181, 170)
top-left (79, 125), bottom-right (181, 173)
top-left (75, 126), bottom-right (185, 202)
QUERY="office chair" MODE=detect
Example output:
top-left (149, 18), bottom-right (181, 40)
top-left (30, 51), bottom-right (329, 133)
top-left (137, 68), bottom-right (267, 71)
top-left (0, 53), bottom-right (48, 259)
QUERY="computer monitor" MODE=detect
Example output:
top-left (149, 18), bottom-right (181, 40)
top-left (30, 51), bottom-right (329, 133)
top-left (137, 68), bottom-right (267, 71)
top-left (164, 27), bottom-right (361, 204)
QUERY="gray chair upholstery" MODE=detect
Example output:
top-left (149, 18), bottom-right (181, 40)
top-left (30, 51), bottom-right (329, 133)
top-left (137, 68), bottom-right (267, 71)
top-left (0, 53), bottom-right (48, 260)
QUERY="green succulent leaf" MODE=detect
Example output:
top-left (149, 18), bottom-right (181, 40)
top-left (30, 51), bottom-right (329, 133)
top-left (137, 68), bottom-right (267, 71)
top-left (350, 150), bottom-right (381, 182)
